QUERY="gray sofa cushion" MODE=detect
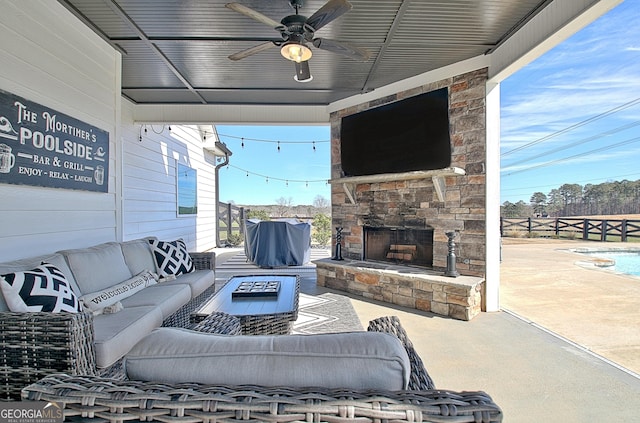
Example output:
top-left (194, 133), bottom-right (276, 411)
top-left (0, 253), bottom-right (80, 311)
top-left (120, 284), bottom-right (191, 319)
top-left (121, 239), bottom-right (157, 275)
top-left (155, 269), bottom-right (214, 298)
top-left (124, 328), bottom-right (411, 391)
top-left (60, 242), bottom-right (132, 295)
top-left (93, 306), bottom-right (163, 368)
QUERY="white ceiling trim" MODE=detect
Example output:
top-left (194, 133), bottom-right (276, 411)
top-left (132, 103), bottom-right (330, 125)
top-left (489, 0), bottom-right (622, 83)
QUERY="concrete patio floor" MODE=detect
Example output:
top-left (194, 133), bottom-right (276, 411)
top-left (214, 242), bottom-right (640, 422)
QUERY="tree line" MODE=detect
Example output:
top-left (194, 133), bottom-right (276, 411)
top-left (502, 178), bottom-right (640, 217)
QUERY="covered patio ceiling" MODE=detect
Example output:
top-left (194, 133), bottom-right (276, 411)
top-left (57, 0), bottom-right (619, 122)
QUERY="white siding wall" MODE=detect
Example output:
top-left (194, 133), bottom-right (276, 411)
top-left (121, 100), bottom-right (218, 252)
top-left (0, 1), bottom-right (218, 262)
top-left (0, 0), bottom-right (120, 261)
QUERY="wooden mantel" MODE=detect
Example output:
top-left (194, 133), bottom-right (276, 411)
top-left (329, 167), bottom-right (466, 204)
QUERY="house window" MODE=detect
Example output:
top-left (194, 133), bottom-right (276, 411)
top-left (177, 163), bottom-right (197, 215)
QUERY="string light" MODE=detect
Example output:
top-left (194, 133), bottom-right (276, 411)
top-left (312, 141), bottom-right (316, 152)
top-left (277, 141), bottom-right (281, 152)
top-left (226, 164), bottom-right (327, 186)
top-left (217, 132), bottom-right (330, 147)
top-left (139, 124), bottom-right (170, 142)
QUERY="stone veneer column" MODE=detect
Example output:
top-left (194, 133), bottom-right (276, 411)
top-left (330, 68), bottom-right (488, 278)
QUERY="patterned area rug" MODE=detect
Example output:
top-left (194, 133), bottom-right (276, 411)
top-left (292, 292), bottom-right (364, 334)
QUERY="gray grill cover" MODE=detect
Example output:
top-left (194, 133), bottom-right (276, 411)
top-left (244, 219), bottom-right (311, 268)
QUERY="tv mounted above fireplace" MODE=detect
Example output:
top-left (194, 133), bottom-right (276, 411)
top-left (340, 87), bottom-right (451, 177)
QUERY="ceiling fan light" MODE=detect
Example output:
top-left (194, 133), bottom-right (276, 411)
top-left (281, 42), bottom-right (313, 62)
top-left (294, 61), bottom-right (313, 82)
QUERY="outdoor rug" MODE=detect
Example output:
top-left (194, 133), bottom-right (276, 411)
top-left (292, 292), bottom-right (364, 334)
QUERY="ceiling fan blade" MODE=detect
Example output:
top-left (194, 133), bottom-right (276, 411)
top-left (313, 38), bottom-right (370, 61)
top-left (226, 3), bottom-right (281, 29)
top-left (228, 41), bottom-right (275, 61)
top-left (306, 0), bottom-right (352, 31)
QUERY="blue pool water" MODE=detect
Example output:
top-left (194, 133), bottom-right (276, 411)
top-left (583, 251), bottom-right (640, 276)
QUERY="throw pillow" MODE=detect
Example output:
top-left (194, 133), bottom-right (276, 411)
top-left (79, 269), bottom-right (157, 312)
top-left (0, 262), bottom-right (82, 313)
top-left (148, 239), bottom-right (195, 277)
top-left (92, 301), bottom-right (124, 316)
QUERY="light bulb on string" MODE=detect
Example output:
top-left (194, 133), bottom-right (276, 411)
top-left (266, 177), bottom-right (269, 184)
top-left (305, 181), bottom-right (308, 187)
top-left (277, 141), bottom-right (280, 152)
top-left (312, 141), bottom-right (316, 152)
top-left (286, 180), bottom-right (289, 187)
top-left (241, 138), bottom-right (245, 148)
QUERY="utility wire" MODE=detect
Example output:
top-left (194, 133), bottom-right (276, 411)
top-left (504, 120), bottom-right (640, 167)
top-left (500, 96), bottom-right (640, 157)
top-left (503, 135), bottom-right (640, 176)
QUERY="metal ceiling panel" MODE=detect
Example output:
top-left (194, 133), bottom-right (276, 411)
top-left (57, 0), bottom-right (553, 106)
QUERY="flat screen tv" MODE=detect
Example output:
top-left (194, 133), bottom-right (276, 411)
top-left (340, 87), bottom-right (451, 177)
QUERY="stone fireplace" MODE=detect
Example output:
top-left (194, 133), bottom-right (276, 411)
top-left (314, 68), bottom-right (488, 321)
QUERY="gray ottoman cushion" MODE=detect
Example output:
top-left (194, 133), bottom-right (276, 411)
top-left (124, 327), bottom-right (411, 390)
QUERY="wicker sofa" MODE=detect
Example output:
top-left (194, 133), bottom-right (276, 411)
top-left (22, 317), bottom-right (503, 422)
top-left (0, 238), bottom-right (216, 399)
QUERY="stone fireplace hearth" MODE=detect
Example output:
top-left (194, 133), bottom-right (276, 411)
top-left (314, 68), bottom-right (488, 321)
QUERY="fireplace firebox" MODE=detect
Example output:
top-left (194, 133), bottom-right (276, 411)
top-left (363, 226), bottom-right (434, 268)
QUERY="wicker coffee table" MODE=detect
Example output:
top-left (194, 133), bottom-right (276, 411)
top-left (191, 275), bottom-right (300, 335)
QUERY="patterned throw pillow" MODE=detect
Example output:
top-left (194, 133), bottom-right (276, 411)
top-left (79, 269), bottom-right (157, 312)
top-left (148, 239), bottom-right (195, 277)
top-left (0, 263), bottom-right (82, 313)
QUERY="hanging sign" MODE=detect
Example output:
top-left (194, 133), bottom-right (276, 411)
top-left (0, 89), bottom-right (109, 192)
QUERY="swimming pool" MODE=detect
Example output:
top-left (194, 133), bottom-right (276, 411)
top-left (578, 250), bottom-right (640, 277)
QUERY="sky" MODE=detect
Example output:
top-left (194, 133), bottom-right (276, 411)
top-left (500, 0), bottom-right (640, 204)
top-left (216, 124), bottom-right (331, 206)
top-left (216, 1), bottom-right (640, 207)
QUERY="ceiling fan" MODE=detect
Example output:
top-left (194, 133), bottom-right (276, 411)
top-left (226, 0), bottom-right (371, 82)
